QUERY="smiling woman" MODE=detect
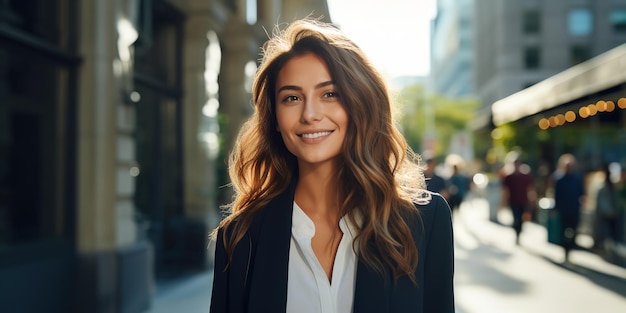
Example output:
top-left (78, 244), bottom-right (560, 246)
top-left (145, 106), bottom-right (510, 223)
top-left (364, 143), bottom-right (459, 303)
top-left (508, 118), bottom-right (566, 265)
top-left (209, 18), bottom-right (454, 313)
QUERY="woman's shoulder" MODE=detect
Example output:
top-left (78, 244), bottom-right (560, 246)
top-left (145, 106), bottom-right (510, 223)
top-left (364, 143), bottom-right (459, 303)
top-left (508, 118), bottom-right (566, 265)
top-left (400, 191), bottom-right (452, 248)
top-left (413, 192), bottom-right (452, 224)
top-left (415, 191), bottom-right (449, 210)
top-left (398, 191), bottom-right (451, 225)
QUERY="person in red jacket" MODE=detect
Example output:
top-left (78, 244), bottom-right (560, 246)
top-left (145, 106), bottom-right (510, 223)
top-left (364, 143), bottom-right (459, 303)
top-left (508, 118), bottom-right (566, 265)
top-left (501, 152), bottom-right (536, 245)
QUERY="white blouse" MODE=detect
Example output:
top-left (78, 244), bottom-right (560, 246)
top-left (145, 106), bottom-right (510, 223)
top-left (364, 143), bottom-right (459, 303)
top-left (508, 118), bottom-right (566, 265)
top-left (286, 202), bottom-right (358, 313)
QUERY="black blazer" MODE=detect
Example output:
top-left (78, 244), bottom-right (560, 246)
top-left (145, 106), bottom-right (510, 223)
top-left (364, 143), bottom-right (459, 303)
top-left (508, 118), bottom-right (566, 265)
top-left (210, 184), bottom-right (455, 313)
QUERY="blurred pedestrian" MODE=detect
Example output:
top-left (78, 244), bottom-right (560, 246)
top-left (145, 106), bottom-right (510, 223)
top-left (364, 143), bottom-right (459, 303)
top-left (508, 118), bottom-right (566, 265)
top-left (209, 19), bottom-right (454, 313)
top-left (594, 163), bottom-right (621, 253)
top-left (423, 154), bottom-right (450, 200)
top-left (553, 153), bottom-right (585, 263)
top-left (448, 164), bottom-right (470, 213)
top-left (501, 152), bottom-right (536, 245)
top-left (448, 164), bottom-right (470, 210)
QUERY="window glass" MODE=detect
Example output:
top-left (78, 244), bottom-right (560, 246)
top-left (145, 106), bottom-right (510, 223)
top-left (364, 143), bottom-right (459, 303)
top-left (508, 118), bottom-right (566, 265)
top-left (246, 0), bottom-right (257, 25)
top-left (569, 9), bottom-right (593, 36)
top-left (523, 10), bottom-right (541, 34)
top-left (523, 81), bottom-right (538, 89)
top-left (610, 10), bottom-right (626, 32)
top-left (133, 0), bottom-right (184, 270)
top-left (0, 0), bottom-right (75, 252)
top-left (524, 46), bottom-right (541, 69)
top-left (1, 0), bottom-right (66, 46)
top-left (570, 45), bottom-right (592, 65)
top-left (0, 43), bottom-right (71, 248)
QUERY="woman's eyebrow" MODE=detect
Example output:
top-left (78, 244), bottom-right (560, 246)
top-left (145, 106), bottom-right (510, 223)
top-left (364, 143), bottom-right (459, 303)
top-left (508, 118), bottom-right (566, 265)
top-left (276, 81), bottom-right (335, 94)
top-left (276, 85), bottom-right (301, 93)
top-left (315, 81), bottom-right (335, 89)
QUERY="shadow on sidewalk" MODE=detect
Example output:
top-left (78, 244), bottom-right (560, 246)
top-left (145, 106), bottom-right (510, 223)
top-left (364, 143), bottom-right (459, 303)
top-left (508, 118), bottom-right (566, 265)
top-left (454, 202), bottom-right (531, 294)
top-left (539, 256), bottom-right (626, 299)
top-left (458, 196), bottom-right (626, 298)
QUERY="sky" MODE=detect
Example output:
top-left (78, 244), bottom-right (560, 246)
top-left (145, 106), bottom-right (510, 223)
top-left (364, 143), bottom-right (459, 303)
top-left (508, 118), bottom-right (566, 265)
top-left (327, 0), bottom-right (437, 79)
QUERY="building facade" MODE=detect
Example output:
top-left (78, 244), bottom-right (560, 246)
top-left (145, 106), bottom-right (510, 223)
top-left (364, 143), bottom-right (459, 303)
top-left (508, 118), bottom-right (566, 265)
top-left (473, 0), bottom-right (626, 130)
top-left (0, 0), bottom-right (330, 312)
top-left (430, 0), bottom-right (474, 98)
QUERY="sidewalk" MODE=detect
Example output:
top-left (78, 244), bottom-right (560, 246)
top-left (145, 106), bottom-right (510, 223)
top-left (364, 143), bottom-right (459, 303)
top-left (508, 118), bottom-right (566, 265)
top-left (143, 270), bottom-right (213, 313)
top-left (455, 195), bottom-right (626, 313)
top-left (482, 195), bottom-right (626, 269)
top-left (461, 195), bottom-right (626, 272)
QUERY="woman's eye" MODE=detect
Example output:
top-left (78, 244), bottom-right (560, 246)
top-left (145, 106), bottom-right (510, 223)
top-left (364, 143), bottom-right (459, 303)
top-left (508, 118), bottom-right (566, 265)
top-left (282, 95), bottom-right (299, 102)
top-left (324, 91), bottom-right (339, 98)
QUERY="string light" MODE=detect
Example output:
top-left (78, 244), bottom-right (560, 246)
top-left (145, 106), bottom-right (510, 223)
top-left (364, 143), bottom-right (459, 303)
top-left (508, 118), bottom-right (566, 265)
top-left (537, 97), bottom-right (625, 129)
top-left (564, 111), bottom-right (576, 122)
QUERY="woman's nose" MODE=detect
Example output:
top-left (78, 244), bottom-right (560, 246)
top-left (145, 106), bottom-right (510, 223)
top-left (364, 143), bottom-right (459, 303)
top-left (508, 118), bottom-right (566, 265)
top-left (301, 98), bottom-right (322, 123)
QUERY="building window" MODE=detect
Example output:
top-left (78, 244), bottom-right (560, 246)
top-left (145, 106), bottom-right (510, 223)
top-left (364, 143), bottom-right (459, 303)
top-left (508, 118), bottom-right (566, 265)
top-left (524, 46), bottom-right (541, 69)
top-left (133, 0), bottom-right (185, 270)
top-left (246, 0), bottom-right (257, 25)
top-left (571, 45), bottom-right (592, 65)
top-left (0, 0), bottom-right (71, 47)
top-left (610, 10), bottom-right (626, 32)
top-left (0, 0), bottom-right (77, 249)
top-left (523, 81), bottom-right (538, 89)
top-left (523, 10), bottom-right (541, 34)
top-left (569, 9), bottom-right (593, 36)
top-left (222, 0), bottom-right (236, 11)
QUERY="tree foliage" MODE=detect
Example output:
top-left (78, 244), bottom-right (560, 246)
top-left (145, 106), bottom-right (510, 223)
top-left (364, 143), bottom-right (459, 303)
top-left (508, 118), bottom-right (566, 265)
top-left (396, 84), bottom-right (480, 158)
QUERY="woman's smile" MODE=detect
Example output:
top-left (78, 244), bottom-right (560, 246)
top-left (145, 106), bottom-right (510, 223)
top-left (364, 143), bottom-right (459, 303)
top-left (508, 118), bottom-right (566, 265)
top-left (299, 130), bottom-right (333, 139)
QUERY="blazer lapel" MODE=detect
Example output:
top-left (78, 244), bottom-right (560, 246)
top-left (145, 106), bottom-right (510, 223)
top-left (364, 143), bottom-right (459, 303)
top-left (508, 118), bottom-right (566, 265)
top-left (247, 184), bottom-right (295, 313)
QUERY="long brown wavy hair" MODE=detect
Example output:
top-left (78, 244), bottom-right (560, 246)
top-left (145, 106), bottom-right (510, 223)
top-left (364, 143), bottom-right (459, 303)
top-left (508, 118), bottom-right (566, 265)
top-left (214, 19), bottom-right (428, 281)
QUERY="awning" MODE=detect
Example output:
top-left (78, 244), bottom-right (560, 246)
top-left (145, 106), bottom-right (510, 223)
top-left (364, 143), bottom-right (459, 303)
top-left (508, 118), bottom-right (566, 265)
top-left (492, 43), bottom-right (626, 126)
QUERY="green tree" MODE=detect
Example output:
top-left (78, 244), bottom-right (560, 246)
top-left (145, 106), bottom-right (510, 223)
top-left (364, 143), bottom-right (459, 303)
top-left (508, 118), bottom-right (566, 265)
top-left (397, 85), bottom-right (479, 158)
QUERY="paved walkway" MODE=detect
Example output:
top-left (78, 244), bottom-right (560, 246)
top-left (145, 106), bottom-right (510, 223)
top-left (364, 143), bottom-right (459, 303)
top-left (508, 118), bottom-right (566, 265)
top-left (455, 196), bottom-right (626, 313)
top-left (143, 270), bottom-right (213, 313)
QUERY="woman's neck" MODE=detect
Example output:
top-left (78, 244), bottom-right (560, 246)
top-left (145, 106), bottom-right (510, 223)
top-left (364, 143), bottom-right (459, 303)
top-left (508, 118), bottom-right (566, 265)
top-left (295, 162), bottom-right (341, 220)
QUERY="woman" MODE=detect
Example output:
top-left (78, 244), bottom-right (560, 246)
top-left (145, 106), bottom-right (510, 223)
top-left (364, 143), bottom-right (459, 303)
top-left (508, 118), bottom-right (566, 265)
top-left (210, 19), bottom-right (454, 313)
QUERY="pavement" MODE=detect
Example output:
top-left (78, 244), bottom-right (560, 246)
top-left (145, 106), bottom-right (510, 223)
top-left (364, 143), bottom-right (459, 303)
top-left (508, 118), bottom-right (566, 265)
top-left (454, 195), bottom-right (626, 313)
top-left (143, 194), bottom-right (626, 313)
top-left (143, 269), bottom-right (213, 313)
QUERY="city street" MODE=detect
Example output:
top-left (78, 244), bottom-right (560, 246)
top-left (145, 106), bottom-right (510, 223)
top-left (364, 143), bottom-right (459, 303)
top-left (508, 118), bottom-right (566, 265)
top-left (145, 196), bottom-right (626, 313)
top-left (455, 196), bottom-right (626, 313)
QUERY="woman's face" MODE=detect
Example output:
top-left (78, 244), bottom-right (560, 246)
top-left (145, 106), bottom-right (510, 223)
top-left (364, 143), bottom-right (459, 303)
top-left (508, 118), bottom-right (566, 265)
top-left (274, 52), bottom-right (348, 168)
